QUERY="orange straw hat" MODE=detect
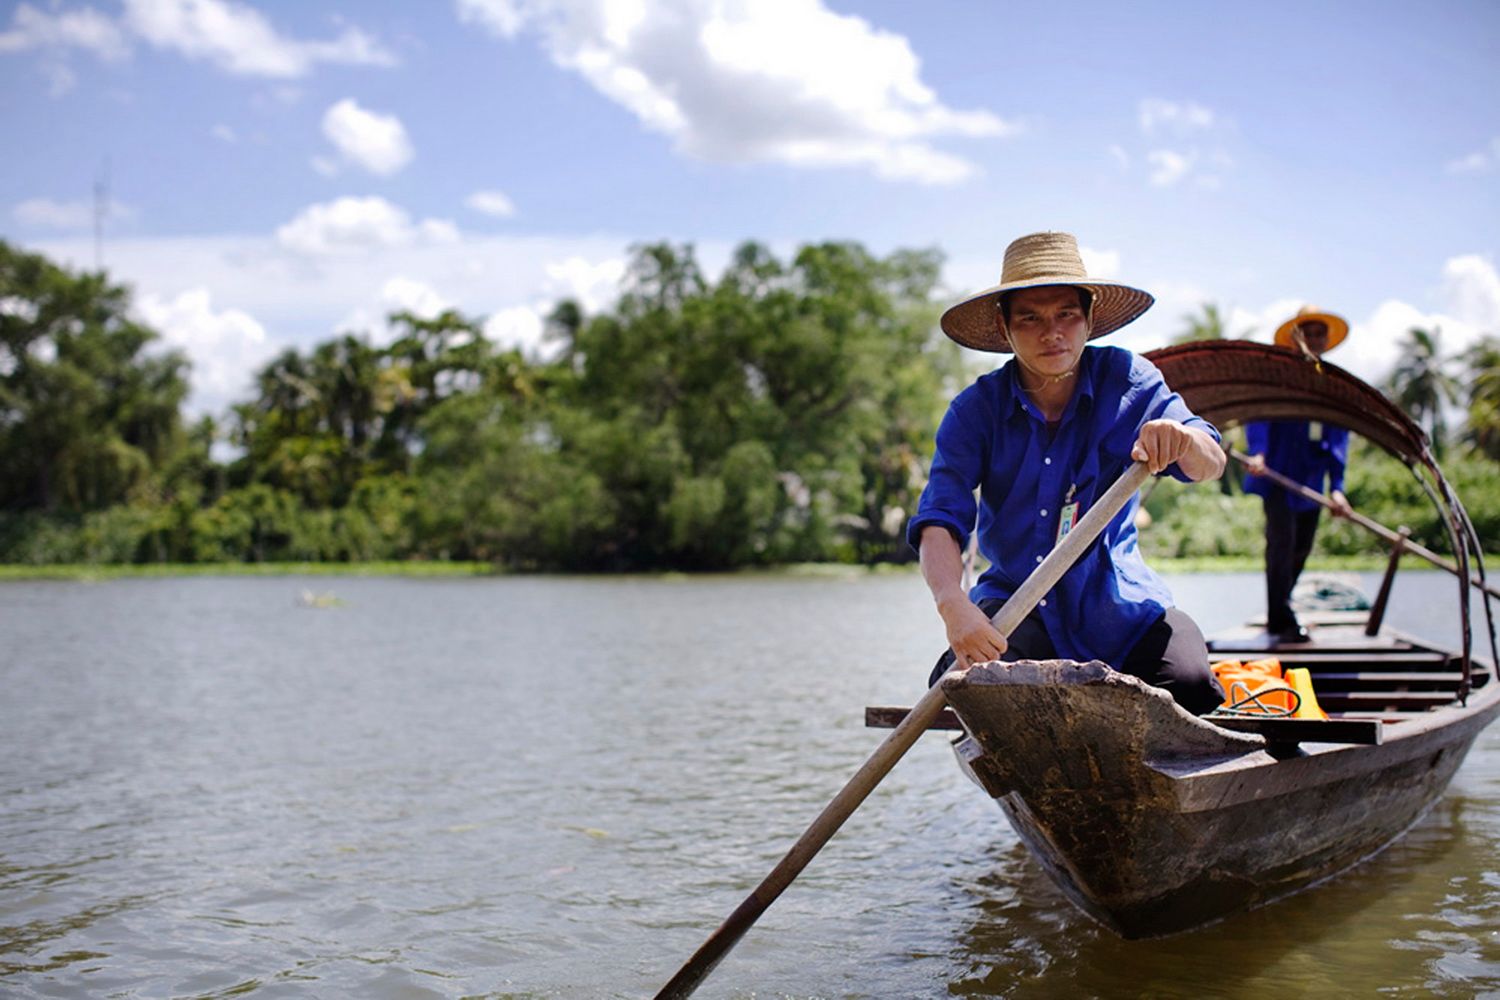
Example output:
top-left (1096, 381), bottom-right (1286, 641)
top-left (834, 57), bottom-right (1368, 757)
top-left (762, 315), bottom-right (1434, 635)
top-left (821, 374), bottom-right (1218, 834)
top-left (1274, 305), bottom-right (1349, 351)
top-left (940, 231), bottom-right (1155, 353)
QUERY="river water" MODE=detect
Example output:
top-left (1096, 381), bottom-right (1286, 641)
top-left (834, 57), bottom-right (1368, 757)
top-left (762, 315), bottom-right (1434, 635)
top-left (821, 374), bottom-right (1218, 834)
top-left (2, 569), bottom-right (1498, 998)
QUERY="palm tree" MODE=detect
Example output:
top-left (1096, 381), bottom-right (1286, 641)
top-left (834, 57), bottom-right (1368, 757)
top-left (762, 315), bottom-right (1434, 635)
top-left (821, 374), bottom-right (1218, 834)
top-left (1461, 335), bottom-right (1500, 460)
top-left (1172, 303), bottom-right (1253, 345)
top-left (1385, 326), bottom-right (1461, 456)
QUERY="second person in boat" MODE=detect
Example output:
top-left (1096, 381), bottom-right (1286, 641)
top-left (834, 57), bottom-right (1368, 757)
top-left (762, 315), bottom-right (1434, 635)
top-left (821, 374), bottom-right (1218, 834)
top-left (908, 230), bottom-right (1226, 715)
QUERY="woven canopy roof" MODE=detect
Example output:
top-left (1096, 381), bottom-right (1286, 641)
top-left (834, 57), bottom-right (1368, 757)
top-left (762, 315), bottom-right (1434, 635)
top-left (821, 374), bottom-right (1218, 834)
top-left (1144, 340), bottom-right (1433, 470)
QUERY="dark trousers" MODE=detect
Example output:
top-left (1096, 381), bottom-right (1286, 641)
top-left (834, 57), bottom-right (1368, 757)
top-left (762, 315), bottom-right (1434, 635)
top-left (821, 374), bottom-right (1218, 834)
top-left (1263, 492), bottom-right (1322, 634)
top-left (927, 602), bottom-right (1225, 716)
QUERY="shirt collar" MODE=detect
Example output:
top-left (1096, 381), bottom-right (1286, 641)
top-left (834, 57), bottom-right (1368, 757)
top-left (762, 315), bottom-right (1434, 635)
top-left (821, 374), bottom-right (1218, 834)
top-left (1005, 346), bottom-right (1098, 423)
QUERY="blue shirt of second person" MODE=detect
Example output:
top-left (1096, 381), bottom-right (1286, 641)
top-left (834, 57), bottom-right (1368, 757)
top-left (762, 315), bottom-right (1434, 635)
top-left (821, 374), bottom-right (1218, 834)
top-left (1242, 420), bottom-right (1349, 513)
top-left (906, 344), bottom-right (1220, 670)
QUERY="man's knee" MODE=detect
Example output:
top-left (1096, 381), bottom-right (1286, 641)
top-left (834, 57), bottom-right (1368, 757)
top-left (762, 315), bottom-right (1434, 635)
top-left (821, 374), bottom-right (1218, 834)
top-left (1138, 608), bottom-right (1224, 715)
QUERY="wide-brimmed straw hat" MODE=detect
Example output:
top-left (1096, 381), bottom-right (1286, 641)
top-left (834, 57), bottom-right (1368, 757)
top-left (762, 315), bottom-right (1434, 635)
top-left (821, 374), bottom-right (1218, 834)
top-left (940, 231), bottom-right (1155, 352)
top-left (1274, 305), bottom-right (1348, 351)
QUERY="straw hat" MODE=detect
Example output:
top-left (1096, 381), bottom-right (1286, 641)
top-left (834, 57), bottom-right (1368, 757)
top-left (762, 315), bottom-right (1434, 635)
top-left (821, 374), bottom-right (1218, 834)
top-left (940, 231), bottom-right (1155, 352)
top-left (1274, 305), bottom-right (1348, 351)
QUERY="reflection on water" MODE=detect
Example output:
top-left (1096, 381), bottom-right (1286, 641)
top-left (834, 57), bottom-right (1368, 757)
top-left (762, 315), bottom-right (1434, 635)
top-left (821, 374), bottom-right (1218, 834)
top-left (0, 570), bottom-right (1497, 997)
top-left (945, 795), bottom-right (1500, 999)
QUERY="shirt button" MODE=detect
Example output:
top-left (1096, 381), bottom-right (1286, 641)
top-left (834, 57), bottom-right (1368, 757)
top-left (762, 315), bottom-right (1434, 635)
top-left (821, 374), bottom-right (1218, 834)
top-left (1044, 457), bottom-right (1052, 465)
top-left (1040, 509), bottom-right (1048, 517)
top-left (1035, 555), bottom-right (1043, 563)
top-left (1040, 599), bottom-right (1048, 607)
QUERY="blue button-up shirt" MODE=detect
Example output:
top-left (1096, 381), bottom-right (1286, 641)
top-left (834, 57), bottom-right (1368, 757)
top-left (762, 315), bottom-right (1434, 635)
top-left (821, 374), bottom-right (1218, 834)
top-left (906, 345), bottom-right (1220, 669)
top-left (1242, 420), bottom-right (1349, 512)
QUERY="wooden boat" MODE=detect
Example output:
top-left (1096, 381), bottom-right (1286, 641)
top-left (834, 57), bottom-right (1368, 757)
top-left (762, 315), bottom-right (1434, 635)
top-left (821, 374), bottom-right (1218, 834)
top-left (869, 341), bottom-right (1500, 938)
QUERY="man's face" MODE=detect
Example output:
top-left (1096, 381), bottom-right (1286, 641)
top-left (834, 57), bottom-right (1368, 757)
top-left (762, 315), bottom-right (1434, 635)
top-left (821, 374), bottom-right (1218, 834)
top-left (1003, 286), bottom-right (1090, 378)
top-left (1296, 320), bottom-right (1331, 356)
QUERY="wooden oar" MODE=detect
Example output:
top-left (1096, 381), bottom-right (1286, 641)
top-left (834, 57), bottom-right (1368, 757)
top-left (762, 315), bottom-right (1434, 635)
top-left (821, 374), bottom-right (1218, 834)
top-left (1229, 449), bottom-right (1500, 601)
top-left (655, 461), bottom-right (1153, 999)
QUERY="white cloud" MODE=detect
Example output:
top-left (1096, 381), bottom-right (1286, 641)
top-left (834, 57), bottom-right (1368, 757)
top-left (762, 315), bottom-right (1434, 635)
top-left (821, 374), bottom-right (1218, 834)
top-left (121, 0), bottom-right (396, 77)
top-left (321, 98), bottom-right (413, 176)
top-left (210, 123), bottom-right (237, 143)
top-left (457, 0), bottom-right (527, 38)
top-left (1441, 254), bottom-right (1500, 330)
top-left (1078, 246), bottom-right (1120, 280)
top-left (13, 196), bottom-right (135, 229)
top-left (135, 287), bottom-right (274, 415)
top-left (381, 275), bottom-right (451, 321)
top-left (1121, 99), bottom-right (1231, 190)
top-left (1206, 257), bottom-right (1500, 388)
top-left (0, 3), bottom-right (130, 59)
top-left (3, 0), bottom-right (395, 98)
top-left (334, 275), bottom-right (456, 345)
top-left (542, 255), bottom-right (626, 313)
top-left (1446, 137), bottom-right (1500, 174)
top-left (457, 0), bottom-right (1014, 184)
top-left (27, 231), bottom-right (727, 411)
top-left (467, 189), bottom-right (516, 218)
top-left (275, 196), bottom-right (458, 256)
top-left (1138, 98), bottom-right (1215, 135)
top-left (1147, 149), bottom-right (1194, 187)
top-left (483, 305), bottom-right (546, 352)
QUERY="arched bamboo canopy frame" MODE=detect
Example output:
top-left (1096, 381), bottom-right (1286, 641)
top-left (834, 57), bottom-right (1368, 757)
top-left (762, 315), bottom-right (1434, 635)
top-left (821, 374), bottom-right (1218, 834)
top-left (1145, 340), bottom-right (1496, 698)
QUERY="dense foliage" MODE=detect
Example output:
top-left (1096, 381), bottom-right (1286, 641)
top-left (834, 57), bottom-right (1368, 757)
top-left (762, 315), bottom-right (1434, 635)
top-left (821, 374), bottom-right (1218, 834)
top-left (2, 239), bottom-right (1497, 569)
top-left (0, 239), bottom-right (964, 568)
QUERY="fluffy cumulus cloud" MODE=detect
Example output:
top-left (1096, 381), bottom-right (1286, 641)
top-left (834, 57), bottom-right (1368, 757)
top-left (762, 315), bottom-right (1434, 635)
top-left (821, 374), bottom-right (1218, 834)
top-left (0, 0), bottom-right (395, 87)
top-left (1127, 98), bottom-right (1229, 190)
top-left (482, 305), bottom-right (546, 352)
top-left (135, 286), bottom-right (274, 414)
top-left (275, 196), bottom-right (459, 256)
top-left (1146, 149), bottom-right (1194, 188)
top-left (1078, 246), bottom-right (1120, 280)
top-left (542, 254), bottom-right (626, 313)
top-left (481, 253), bottom-right (626, 354)
top-left (334, 275), bottom-right (457, 345)
top-left (456, 0), bottom-right (1013, 184)
top-left (1446, 137), bottom-right (1500, 175)
top-left (466, 189), bottom-right (516, 218)
top-left (122, 0), bottom-right (395, 77)
top-left (1207, 256), bottom-right (1500, 388)
top-left (321, 99), bottom-right (414, 175)
top-left (0, 2), bottom-right (129, 93)
top-left (0, 3), bottom-right (129, 59)
top-left (380, 275), bottom-right (452, 321)
top-left (1331, 257), bottom-right (1499, 385)
top-left (1440, 254), bottom-right (1500, 331)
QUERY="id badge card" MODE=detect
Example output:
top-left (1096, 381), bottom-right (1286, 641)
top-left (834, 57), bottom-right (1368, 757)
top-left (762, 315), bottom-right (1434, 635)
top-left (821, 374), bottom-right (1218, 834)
top-left (1055, 501), bottom-right (1080, 546)
top-left (1309, 421), bottom-right (1323, 442)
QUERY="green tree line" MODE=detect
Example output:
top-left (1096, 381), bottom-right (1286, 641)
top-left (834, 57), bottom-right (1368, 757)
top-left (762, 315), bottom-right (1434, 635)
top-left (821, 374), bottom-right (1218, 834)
top-left (1, 239), bottom-right (965, 568)
top-left (2, 242), bottom-right (1497, 569)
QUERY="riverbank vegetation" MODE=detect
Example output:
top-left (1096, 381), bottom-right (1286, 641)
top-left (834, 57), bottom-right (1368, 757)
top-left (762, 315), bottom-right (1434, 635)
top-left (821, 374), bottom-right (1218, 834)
top-left (3, 240), bottom-right (1497, 571)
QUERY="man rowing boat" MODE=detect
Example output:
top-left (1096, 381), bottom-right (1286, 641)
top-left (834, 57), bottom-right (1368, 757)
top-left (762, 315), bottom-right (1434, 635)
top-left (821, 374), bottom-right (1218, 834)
top-left (1243, 305), bottom-right (1354, 643)
top-left (907, 231), bottom-right (1225, 715)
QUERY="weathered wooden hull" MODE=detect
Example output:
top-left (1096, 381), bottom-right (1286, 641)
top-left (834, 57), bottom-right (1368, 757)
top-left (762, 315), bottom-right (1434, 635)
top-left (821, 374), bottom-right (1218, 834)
top-left (942, 657), bottom-right (1500, 938)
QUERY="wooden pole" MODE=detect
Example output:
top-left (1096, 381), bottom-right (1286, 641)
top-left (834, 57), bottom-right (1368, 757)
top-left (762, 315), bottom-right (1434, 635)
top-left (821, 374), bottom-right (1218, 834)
top-left (654, 462), bottom-right (1153, 999)
top-left (1229, 449), bottom-right (1500, 602)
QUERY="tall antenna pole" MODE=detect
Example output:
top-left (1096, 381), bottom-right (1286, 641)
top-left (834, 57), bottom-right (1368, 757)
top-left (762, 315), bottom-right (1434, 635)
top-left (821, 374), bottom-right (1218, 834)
top-left (92, 157), bottom-right (110, 271)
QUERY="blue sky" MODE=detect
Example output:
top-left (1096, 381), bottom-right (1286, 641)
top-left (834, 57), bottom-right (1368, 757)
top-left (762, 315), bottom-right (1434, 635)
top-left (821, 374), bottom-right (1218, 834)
top-left (2, 0), bottom-right (1497, 415)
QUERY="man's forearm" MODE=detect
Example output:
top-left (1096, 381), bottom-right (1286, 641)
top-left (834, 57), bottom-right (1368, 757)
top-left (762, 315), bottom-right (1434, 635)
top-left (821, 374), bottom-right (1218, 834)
top-left (918, 525), bottom-right (967, 611)
top-left (1178, 427), bottom-right (1227, 482)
